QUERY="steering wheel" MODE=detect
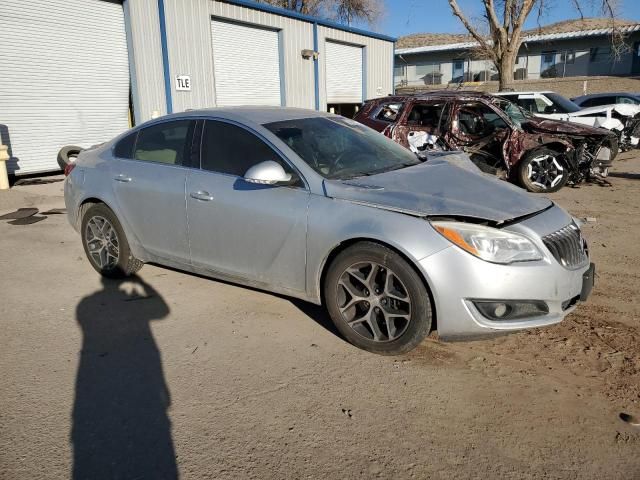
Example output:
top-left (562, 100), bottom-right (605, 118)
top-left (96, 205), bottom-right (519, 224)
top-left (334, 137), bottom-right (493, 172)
top-left (330, 151), bottom-right (377, 177)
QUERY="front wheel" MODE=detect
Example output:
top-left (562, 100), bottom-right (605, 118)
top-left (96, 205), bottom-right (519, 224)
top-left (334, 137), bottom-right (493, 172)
top-left (517, 148), bottom-right (569, 193)
top-left (81, 203), bottom-right (143, 278)
top-left (324, 242), bottom-right (433, 355)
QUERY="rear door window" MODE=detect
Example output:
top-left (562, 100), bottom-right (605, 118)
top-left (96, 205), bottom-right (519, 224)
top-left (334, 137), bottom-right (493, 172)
top-left (133, 120), bottom-right (195, 166)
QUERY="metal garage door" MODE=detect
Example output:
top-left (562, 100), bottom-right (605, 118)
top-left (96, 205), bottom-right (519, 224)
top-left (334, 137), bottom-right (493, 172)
top-left (211, 19), bottom-right (283, 107)
top-left (325, 41), bottom-right (363, 104)
top-left (0, 0), bottom-right (130, 175)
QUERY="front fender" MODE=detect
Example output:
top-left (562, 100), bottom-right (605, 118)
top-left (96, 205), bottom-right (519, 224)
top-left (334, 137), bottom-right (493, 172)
top-left (306, 195), bottom-right (451, 303)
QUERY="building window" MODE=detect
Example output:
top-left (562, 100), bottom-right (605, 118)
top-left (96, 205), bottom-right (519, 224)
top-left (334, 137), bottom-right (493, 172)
top-left (590, 47), bottom-right (610, 63)
top-left (560, 50), bottom-right (575, 64)
top-left (541, 51), bottom-right (557, 78)
top-left (416, 62), bottom-right (442, 85)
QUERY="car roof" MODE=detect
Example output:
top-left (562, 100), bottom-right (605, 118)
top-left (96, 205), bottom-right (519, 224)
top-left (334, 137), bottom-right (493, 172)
top-left (573, 92), bottom-right (640, 100)
top-left (367, 90), bottom-right (497, 102)
top-left (151, 106), bottom-right (333, 125)
top-left (496, 91), bottom-right (554, 95)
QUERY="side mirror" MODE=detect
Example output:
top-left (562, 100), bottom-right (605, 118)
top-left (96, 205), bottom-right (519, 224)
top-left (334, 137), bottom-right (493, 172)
top-left (244, 160), bottom-right (292, 185)
top-left (544, 105), bottom-right (557, 114)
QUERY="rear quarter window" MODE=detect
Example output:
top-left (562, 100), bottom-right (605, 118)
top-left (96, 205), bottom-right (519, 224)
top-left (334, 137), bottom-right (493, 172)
top-left (113, 131), bottom-right (137, 159)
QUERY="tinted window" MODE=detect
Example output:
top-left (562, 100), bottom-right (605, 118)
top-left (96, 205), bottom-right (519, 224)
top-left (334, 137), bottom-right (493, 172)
top-left (265, 116), bottom-right (420, 180)
top-left (201, 120), bottom-right (288, 177)
top-left (133, 120), bottom-right (193, 166)
top-left (617, 96), bottom-right (639, 105)
top-left (583, 97), bottom-right (613, 107)
top-left (544, 93), bottom-right (581, 113)
top-left (114, 131), bottom-right (137, 159)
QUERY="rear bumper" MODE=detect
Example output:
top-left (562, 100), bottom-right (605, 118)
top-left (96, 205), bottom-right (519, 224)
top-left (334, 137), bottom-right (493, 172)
top-left (63, 171), bottom-right (82, 232)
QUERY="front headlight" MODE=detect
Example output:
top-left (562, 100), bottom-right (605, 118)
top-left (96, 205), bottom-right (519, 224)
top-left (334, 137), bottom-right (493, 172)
top-left (431, 221), bottom-right (543, 264)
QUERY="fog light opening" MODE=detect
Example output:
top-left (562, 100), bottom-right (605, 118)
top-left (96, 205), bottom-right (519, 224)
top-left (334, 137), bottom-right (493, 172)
top-left (473, 300), bottom-right (549, 321)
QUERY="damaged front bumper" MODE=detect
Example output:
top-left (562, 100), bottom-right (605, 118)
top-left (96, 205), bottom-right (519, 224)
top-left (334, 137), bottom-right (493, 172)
top-left (417, 205), bottom-right (592, 340)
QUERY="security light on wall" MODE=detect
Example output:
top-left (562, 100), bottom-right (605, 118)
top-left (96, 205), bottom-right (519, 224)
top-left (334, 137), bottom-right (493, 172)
top-left (301, 49), bottom-right (319, 60)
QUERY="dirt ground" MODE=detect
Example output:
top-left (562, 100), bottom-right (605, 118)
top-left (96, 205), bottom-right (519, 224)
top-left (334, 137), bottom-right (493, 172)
top-left (1, 153), bottom-right (639, 479)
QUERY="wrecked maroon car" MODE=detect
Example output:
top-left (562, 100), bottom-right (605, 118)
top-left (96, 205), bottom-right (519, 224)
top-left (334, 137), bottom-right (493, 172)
top-left (354, 91), bottom-right (617, 193)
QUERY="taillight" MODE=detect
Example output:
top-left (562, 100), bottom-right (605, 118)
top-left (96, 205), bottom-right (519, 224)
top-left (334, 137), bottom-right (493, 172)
top-left (64, 163), bottom-right (76, 176)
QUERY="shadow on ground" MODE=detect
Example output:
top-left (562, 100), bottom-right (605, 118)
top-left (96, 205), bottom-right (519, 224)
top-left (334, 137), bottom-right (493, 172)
top-left (609, 172), bottom-right (640, 180)
top-left (71, 276), bottom-right (178, 479)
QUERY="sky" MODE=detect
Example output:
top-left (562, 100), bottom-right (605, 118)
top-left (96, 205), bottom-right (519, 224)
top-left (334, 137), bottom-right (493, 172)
top-left (367, 0), bottom-right (640, 38)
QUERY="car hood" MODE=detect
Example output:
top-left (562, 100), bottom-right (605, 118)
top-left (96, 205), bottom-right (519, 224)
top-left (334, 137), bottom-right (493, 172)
top-left (522, 116), bottom-right (610, 136)
top-left (323, 156), bottom-right (552, 223)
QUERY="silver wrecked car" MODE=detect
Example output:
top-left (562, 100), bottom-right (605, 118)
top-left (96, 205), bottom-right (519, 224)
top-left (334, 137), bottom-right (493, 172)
top-left (64, 107), bottom-right (594, 355)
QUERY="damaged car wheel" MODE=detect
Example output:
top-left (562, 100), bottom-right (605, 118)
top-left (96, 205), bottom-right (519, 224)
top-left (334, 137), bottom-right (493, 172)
top-left (517, 148), bottom-right (568, 193)
top-left (324, 242), bottom-right (432, 355)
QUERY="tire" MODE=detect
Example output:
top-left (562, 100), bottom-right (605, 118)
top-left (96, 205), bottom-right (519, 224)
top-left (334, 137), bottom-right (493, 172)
top-left (81, 203), bottom-right (143, 278)
top-left (57, 145), bottom-right (84, 170)
top-left (324, 241), bottom-right (432, 355)
top-left (517, 148), bottom-right (568, 193)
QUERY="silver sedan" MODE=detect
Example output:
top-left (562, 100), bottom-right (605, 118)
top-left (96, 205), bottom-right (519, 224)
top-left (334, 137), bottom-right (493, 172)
top-left (64, 107), bottom-right (594, 354)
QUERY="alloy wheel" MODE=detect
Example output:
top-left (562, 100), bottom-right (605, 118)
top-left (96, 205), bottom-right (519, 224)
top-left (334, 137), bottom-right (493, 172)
top-left (85, 215), bottom-right (119, 269)
top-left (527, 154), bottom-right (564, 190)
top-left (336, 261), bottom-right (412, 342)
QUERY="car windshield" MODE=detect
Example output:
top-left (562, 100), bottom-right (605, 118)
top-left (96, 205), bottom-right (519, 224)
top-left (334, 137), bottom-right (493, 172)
top-left (545, 92), bottom-right (581, 113)
top-left (264, 116), bottom-right (421, 180)
top-left (493, 98), bottom-right (530, 127)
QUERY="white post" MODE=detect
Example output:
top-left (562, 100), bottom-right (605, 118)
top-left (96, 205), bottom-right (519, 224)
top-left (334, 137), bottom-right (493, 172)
top-left (0, 143), bottom-right (10, 190)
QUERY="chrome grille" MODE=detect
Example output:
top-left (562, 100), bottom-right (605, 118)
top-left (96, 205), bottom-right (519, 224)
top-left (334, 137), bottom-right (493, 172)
top-left (542, 223), bottom-right (587, 269)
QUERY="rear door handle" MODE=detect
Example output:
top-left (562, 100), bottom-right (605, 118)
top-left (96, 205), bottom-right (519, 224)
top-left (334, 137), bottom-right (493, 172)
top-left (114, 174), bottom-right (132, 182)
top-left (190, 191), bottom-right (214, 201)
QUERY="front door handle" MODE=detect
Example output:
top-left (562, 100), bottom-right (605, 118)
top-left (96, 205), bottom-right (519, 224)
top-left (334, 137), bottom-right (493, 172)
top-left (114, 174), bottom-right (132, 183)
top-left (190, 191), bottom-right (214, 201)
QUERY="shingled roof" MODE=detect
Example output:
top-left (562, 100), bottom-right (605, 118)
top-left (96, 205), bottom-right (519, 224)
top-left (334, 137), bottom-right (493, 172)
top-left (396, 17), bottom-right (640, 49)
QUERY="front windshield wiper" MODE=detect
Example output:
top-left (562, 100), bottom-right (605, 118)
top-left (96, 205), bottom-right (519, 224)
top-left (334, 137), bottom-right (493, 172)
top-left (367, 162), bottom-right (420, 176)
top-left (334, 162), bottom-right (420, 180)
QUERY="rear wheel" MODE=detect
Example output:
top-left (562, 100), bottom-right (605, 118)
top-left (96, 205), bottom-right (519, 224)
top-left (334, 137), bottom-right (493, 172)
top-left (517, 148), bottom-right (568, 193)
top-left (81, 203), bottom-right (143, 278)
top-left (324, 242), bottom-right (432, 355)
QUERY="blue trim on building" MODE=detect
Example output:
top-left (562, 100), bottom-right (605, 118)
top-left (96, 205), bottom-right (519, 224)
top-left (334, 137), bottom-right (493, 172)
top-left (157, 0), bottom-right (173, 114)
top-left (313, 22), bottom-right (320, 110)
top-left (221, 0), bottom-right (396, 43)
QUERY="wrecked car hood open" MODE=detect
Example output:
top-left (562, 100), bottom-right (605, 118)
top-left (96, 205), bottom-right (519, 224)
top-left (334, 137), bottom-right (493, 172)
top-left (324, 155), bottom-right (553, 223)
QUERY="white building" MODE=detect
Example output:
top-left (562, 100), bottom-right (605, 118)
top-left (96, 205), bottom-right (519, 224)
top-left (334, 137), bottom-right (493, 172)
top-left (1, 0), bottom-right (395, 175)
top-left (395, 21), bottom-right (640, 88)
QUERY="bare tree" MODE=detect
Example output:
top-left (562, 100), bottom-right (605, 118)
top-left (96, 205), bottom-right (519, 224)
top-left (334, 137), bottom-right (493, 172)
top-left (258, 0), bottom-right (382, 26)
top-left (447, 0), bottom-right (621, 90)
